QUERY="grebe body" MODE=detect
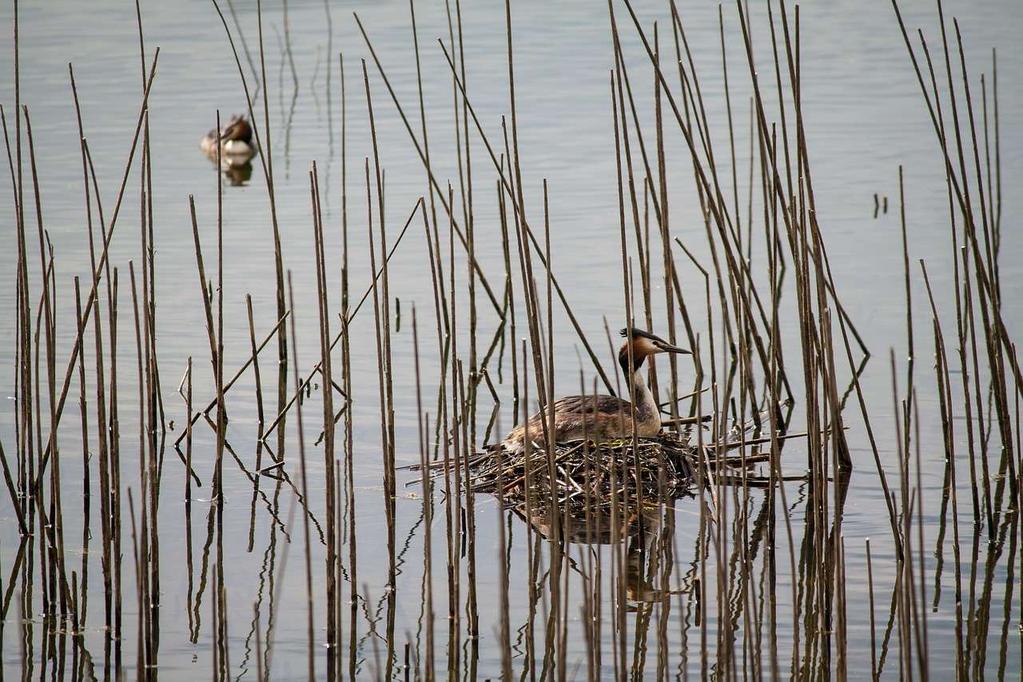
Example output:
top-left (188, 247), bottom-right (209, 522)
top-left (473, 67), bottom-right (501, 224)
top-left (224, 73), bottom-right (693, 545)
top-left (499, 328), bottom-right (689, 453)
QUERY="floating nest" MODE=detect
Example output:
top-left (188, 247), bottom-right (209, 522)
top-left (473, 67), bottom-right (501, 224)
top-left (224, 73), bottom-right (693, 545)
top-left (399, 404), bottom-right (796, 543)
top-left (469, 432), bottom-right (698, 517)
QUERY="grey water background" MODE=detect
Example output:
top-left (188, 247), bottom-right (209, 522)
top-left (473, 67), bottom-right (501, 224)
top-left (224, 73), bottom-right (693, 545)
top-left (0, 0), bottom-right (1021, 678)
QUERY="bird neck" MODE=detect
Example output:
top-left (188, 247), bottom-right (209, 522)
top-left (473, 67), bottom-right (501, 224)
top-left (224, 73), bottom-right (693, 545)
top-left (628, 368), bottom-right (657, 420)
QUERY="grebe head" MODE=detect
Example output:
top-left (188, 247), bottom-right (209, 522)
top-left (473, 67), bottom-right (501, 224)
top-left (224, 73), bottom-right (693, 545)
top-left (222, 115), bottom-right (253, 143)
top-left (618, 327), bottom-right (690, 374)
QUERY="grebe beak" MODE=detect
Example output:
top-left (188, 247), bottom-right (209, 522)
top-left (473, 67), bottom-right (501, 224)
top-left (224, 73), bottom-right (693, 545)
top-left (653, 339), bottom-right (691, 355)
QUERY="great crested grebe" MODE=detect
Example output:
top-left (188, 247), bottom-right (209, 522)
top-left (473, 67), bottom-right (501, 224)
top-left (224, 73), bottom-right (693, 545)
top-left (499, 328), bottom-right (690, 453)
top-left (200, 114), bottom-right (256, 161)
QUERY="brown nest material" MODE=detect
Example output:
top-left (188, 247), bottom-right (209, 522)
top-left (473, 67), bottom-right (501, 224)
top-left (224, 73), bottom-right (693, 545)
top-left (469, 432), bottom-right (698, 515)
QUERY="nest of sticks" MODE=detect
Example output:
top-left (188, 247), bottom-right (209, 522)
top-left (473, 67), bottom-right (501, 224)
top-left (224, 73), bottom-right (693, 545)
top-left (398, 403), bottom-right (797, 533)
top-left (469, 432), bottom-right (698, 515)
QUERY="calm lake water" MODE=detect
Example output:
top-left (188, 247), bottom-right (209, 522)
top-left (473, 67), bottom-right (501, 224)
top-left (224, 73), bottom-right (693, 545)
top-left (1, 0), bottom-right (1021, 679)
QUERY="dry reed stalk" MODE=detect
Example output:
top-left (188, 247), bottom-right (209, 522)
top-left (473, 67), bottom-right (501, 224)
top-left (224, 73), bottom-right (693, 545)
top-left (309, 161), bottom-right (339, 678)
top-left (353, 13), bottom-right (501, 315)
top-left (214, 0), bottom-right (291, 461)
top-left (281, 273), bottom-right (315, 681)
top-left (28, 51), bottom-right (159, 508)
top-left (410, 306), bottom-right (435, 678)
top-left (256, 198), bottom-right (420, 446)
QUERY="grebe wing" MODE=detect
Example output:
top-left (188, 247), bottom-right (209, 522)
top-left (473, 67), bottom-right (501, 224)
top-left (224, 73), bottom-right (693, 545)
top-left (549, 394), bottom-right (631, 416)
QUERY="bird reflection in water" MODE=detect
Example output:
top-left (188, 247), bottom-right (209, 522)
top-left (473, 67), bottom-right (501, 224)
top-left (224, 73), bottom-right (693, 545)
top-left (219, 159), bottom-right (253, 186)
top-left (516, 487), bottom-right (691, 607)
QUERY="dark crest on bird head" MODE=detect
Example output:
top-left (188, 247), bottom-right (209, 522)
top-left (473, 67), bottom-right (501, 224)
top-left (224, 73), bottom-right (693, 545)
top-left (617, 327), bottom-right (691, 374)
top-left (224, 115), bottom-right (252, 142)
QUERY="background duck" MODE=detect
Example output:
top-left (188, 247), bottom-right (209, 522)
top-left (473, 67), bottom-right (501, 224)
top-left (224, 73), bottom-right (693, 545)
top-left (200, 114), bottom-right (255, 161)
